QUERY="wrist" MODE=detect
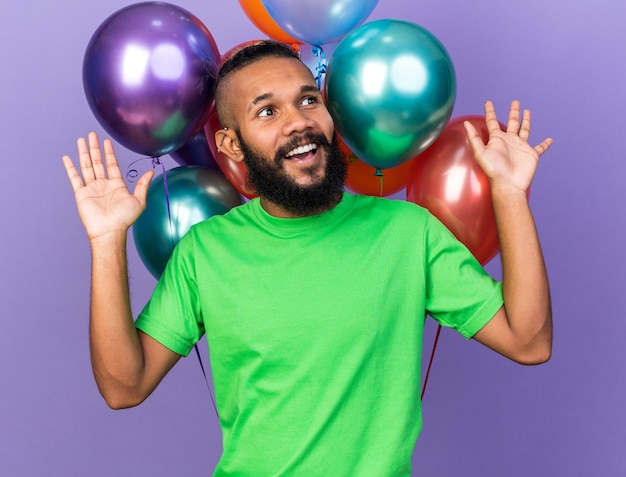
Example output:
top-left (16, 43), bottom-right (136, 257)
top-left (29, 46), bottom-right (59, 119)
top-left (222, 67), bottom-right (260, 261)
top-left (89, 229), bottom-right (128, 250)
top-left (490, 182), bottom-right (529, 206)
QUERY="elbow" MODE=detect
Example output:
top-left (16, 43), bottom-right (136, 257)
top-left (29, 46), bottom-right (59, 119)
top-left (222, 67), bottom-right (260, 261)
top-left (97, 383), bottom-right (148, 410)
top-left (509, 314), bottom-right (553, 365)
top-left (514, 349), bottom-right (551, 366)
top-left (510, 340), bottom-right (552, 366)
top-left (93, 368), bottom-right (152, 409)
top-left (103, 395), bottom-right (142, 410)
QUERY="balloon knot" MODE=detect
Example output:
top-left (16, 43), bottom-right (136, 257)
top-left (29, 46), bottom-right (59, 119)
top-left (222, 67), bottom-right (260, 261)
top-left (374, 168), bottom-right (384, 177)
top-left (311, 45), bottom-right (327, 89)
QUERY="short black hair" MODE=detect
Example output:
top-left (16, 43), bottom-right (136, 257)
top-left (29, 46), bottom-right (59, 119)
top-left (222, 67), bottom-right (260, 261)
top-left (214, 40), bottom-right (303, 127)
top-left (218, 40), bottom-right (300, 82)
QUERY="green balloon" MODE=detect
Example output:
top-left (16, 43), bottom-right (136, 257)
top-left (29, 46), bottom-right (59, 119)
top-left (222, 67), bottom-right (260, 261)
top-left (325, 19), bottom-right (456, 169)
top-left (133, 166), bottom-right (243, 278)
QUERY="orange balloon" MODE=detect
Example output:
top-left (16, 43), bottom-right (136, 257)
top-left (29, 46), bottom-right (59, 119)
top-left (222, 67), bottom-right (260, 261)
top-left (406, 115), bottom-right (504, 265)
top-left (339, 135), bottom-right (413, 197)
top-left (204, 102), bottom-right (257, 200)
top-left (238, 0), bottom-right (302, 45)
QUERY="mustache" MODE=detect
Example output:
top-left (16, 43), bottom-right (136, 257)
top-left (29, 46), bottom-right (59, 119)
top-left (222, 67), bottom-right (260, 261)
top-left (274, 133), bottom-right (332, 165)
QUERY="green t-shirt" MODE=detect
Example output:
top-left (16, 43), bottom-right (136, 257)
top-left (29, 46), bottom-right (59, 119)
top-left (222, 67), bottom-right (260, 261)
top-left (136, 192), bottom-right (503, 476)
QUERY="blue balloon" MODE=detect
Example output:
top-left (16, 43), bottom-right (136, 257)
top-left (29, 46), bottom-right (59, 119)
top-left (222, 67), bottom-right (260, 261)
top-left (260, 0), bottom-right (379, 45)
top-left (169, 130), bottom-right (220, 171)
top-left (133, 166), bottom-right (243, 278)
top-left (325, 19), bottom-right (456, 169)
top-left (83, 2), bottom-right (220, 157)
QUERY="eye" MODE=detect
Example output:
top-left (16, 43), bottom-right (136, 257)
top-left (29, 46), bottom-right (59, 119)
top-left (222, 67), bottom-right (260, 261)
top-left (257, 106), bottom-right (275, 118)
top-left (300, 96), bottom-right (317, 106)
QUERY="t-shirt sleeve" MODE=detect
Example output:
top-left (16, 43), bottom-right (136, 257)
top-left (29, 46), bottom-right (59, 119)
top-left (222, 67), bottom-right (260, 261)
top-left (134, 233), bottom-right (205, 356)
top-left (422, 213), bottom-right (503, 339)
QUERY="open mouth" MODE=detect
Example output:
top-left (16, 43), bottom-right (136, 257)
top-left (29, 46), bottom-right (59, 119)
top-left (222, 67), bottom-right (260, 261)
top-left (284, 143), bottom-right (318, 160)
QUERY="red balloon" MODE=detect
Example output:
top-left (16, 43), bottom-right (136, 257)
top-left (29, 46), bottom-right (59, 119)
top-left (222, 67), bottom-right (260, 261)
top-left (204, 102), bottom-right (257, 200)
top-left (203, 41), bottom-right (276, 200)
top-left (406, 115), bottom-right (503, 265)
top-left (339, 136), bottom-right (413, 197)
top-left (221, 39), bottom-right (266, 63)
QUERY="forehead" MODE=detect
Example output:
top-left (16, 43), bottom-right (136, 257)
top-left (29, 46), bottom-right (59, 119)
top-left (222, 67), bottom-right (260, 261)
top-left (228, 56), bottom-right (318, 108)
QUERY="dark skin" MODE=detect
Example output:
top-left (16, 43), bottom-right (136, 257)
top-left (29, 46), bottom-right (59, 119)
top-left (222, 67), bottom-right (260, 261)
top-left (214, 57), bottom-right (337, 218)
top-left (62, 55), bottom-right (552, 408)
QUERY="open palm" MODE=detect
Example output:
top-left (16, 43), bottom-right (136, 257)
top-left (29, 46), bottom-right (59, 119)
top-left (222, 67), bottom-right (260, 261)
top-left (464, 100), bottom-right (553, 194)
top-left (63, 132), bottom-right (154, 242)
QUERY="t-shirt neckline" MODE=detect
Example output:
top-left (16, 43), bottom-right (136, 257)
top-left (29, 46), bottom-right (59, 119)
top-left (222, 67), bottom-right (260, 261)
top-left (250, 192), bottom-right (356, 235)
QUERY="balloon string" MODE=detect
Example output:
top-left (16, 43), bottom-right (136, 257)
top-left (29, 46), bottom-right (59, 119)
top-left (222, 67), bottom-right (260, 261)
top-left (125, 156), bottom-right (151, 182)
top-left (374, 168), bottom-right (384, 197)
top-left (311, 45), bottom-right (327, 90)
top-left (152, 157), bottom-right (176, 252)
top-left (126, 157), bottom-right (175, 250)
top-left (127, 156), bottom-right (219, 419)
top-left (156, 156), bottom-right (220, 419)
top-left (194, 343), bottom-right (219, 419)
top-left (421, 324), bottom-right (442, 400)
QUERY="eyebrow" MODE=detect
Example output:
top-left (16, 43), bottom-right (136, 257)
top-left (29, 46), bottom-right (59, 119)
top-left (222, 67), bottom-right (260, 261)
top-left (250, 85), bottom-right (321, 107)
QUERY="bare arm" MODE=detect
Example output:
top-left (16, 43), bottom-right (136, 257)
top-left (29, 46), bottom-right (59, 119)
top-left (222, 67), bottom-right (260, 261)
top-left (465, 101), bottom-right (553, 365)
top-left (63, 133), bottom-right (180, 408)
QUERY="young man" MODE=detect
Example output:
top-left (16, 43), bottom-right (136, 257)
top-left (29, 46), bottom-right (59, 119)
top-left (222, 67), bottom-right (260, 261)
top-left (63, 41), bottom-right (552, 476)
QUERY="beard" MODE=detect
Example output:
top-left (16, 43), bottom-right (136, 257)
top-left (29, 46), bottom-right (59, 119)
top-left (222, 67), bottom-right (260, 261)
top-left (236, 130), bottom-right (347, 216)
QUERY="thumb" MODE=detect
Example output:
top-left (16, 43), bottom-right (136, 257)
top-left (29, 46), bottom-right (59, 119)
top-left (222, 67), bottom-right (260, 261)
top-left (133, 170), bottom-right (155, 205)
top-left (463, 120), bottom-right (485, 160)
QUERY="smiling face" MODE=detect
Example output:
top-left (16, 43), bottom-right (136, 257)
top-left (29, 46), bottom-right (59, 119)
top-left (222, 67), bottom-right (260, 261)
top-left (215, 55), bottom-right (346, 217)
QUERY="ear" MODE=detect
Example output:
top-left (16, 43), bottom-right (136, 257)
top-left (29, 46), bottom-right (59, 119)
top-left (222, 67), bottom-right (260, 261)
top-left (214, 128), bottom-right (244, 163)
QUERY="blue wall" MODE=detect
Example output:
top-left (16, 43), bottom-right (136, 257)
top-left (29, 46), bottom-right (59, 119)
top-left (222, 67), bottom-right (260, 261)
top-left (1, 0), bottom-right (623, 475)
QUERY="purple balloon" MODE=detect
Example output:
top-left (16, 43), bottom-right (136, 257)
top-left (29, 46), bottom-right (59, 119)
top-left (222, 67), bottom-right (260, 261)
top-left (169, 129), bottom-right (220, 171)
top-left (83, 2), bottom-right (220, 157)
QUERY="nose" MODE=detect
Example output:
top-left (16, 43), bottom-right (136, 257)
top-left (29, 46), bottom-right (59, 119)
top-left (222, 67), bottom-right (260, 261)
top-left (282, 108), bottom-right (314, 135)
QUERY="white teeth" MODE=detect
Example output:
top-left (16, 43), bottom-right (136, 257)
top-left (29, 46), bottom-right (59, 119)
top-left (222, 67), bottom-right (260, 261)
top-left (285, 143), bottom-right (317, 158)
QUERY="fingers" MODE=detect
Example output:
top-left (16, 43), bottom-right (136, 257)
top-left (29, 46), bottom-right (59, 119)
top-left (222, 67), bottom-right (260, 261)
top-left (62, 154), bottom-right (84, 193)
top-left (133, 170), bottom-right (155, 204)
top-left (88, 132), bottom-right (106, 180)
top-left (483, 100), bottom-right (503, 135)
top-left (503, 100), bottom-right (551, 154)
top-left (534, 137), bottom-right (554, 157)
top-left (463, 120), bottom-right (485, 158)
top-left (71, 132), bottom-right (121, 186)
top-left (519, 108), bottom-right (531, 142)
top-left (504, 99), bottom-right (522, 135)
top-left (487, 100), bottom-right (534, 142)
top-left (77, 135), bottom-right (95, 184)
top-left (103, 139), bottom-right (122, 180)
